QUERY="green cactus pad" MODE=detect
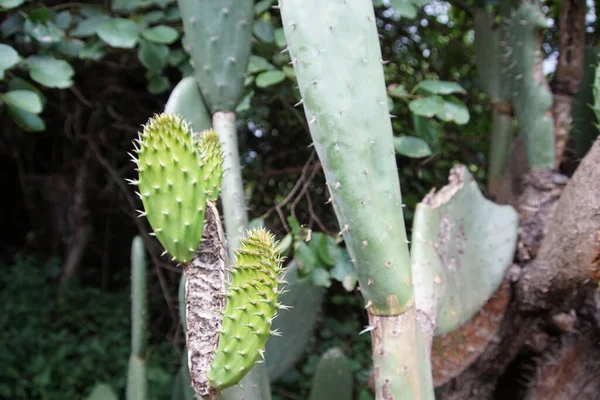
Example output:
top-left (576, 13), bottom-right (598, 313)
top-left (309, 348), bottom-right (353, 400)
top-left (165, 76), bottom-right (212, 133)
top-left (177, 0), bottom-right (253, 113)
top-left (503, 2), bottom-right (555, 169)
top-left (131, 114), bottom-right (223, 263)
top-left (207, 228), bottom-right (285, 391)
top-left (411, 165), bottom-right (518, 335)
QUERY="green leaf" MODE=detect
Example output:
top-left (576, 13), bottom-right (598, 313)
top-left (79, 38), bottom-right (105, 60)
top-left (0, 90), bottom-right (43, 114)
top-left (85, 383), bottom-right (118, 400)
top-left (236, 90), bottom-right (253, 112)
top-left (255, 0), bottom-right (274, 15)
top-left (294, 241), bottom-right (318, 277)
top-left (1, 13), bottom-right (25, 37)
top-left (54, 11), bottom-right (72, 30)
top-left (142, 25), bottom-right (179, 44)
top-left (27, 56), bottom-right (74, 89)
top-left (0, 0), bottom-right (24, 9)
top-left (167, 49), bottom-right (186, 67)
top-left (311, 233), bottom-right (339, 267)
top-left (437, 97), bottom-right (470, 125)
top-left (247, 55), bottom-right (274, 74)
top-left (416, 80), bottom-right (466, 95)
top-left (71, 15), bottom-right (107, 38)
top-left (253, 20), bottom-right (274, 43)
top-left (413, 114), bottom-right (440, 152)
top-left (142, 10), bottom-right (165, 25)
top-left (274, 28), bottom-right (287, 48)
top-left (97, 18), bottom-right (140, 48)
top-left (408, 95), bottom-right (444, 117)
top-left (138, 40), bottom-right (169, 72)
top-left (393, 136), bottom-right (432, 158)
top-left (330, 249), bottom-right (357, 291)
top-left (7, 106), bottom-right (45, 132)
top-left (0, 44), bottom-right (21, 79)
top-left (147, 75), bottom-right (169, 94)
top-left (387, 84), bottom-right (409, 98)
top-left (256, 70), bottom-right (286, 88)
top-left (24, 19), bottom-right (65, 45)
top-left (311, 268), bottom-right (332, 288)
top-left (275, 233), bottom-right (293, 256)
top-left (390, 0), bottom-right (417, 18)
top-left (56, 39), bottom-right (85, 58)
top-left (8, 77), bottom-right (46, 107)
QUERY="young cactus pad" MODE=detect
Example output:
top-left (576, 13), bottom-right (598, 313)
top-left (207, 228), bottom-right (286, 391)
top-left (130, 114), bottom-right (223, 263)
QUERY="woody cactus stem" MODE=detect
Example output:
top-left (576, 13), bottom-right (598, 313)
top-left (213, 112), bottom-right (248, 258)
top-left (280, 0), bottom-right (434, 398)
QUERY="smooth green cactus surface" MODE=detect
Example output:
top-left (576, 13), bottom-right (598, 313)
top-left (280, 0), bottom-right (413, 316)
top-left (177, 0), bottom-right (253, 113)
top-left (131, 114), bottom-right (223, 263)
top-left (127, 236), bottom-right (148, 400)
top-left (503, 2), bottom-right (555, 169)
top-left (165, 76), bottom-right (212, 133)
top-left (411, 165), bottom-right (519, 335)
top-left (207, 228), bottom-right (286, 391)
top-left (309, 348), bottom-right (353, 400)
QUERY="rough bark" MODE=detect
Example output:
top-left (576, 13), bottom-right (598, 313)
top-left (438, 139), bottom-right (600, 399)
top-left (518, 138), bottom-right (600, 310)
top-left (185, 201), bottom-right (227, 400)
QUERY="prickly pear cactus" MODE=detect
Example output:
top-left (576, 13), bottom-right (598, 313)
top-left (411, 165), bottom-right (519, 335)
top-left (177, 0), bottom-right (253, 113)
top-left (130, 114), bottom-right (223, 263)
top-left (309, 348), bottom-right (353, 400)
top-left (503, 2), bottom-right (555, 169)
top-left (165, 76), bottom-right (212, 133)
top-left (185, 206), bottom-right (286, 398)
top-left (207, 228), bottom-right (286, 391)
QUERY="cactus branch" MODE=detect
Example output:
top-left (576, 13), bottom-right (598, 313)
top-left (213, 112), bottom-right (248, 258)
top-left (127, 236), bottom-right (148, 400)
top-left (279, 0), bottom-right (433, 398)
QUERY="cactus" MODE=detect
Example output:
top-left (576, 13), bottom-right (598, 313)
top-left (265, 260), bottom-right (325, 382)
top-left (571, 47), bottom-right (600, 160)
top-left (177, 0), bottom-right (253, 113)
top-left (207, 228), bottom-right (285, 391)
top-left (130, 114), bottom-right (223, 263)
top-left (473, 9), bottom-right (514, 195)
top-left (184, 202), bottom-right (285, 399)
top-left (175, 1), bottom-right (274, 398)
top-left (411, 165), bottom-right (518, 337)
top-left (279, 1), bottom-right (434, 398)
top-left (503, 2), bottom-right (555, 169)
top-left (127, 236), bottom-right (148, 400)
top-left (165, 76), bottom-right (212, 133)
top-left (309, 348), bottom-right (353, 400)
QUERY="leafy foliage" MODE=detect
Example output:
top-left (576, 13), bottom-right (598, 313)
top-left (0, 256), bottom-right (177, 400)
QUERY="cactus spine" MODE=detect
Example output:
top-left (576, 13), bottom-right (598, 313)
top-left (127, 236), bottom-right (148, 400)
top-left (279, 1), bottom-right (434, 398)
